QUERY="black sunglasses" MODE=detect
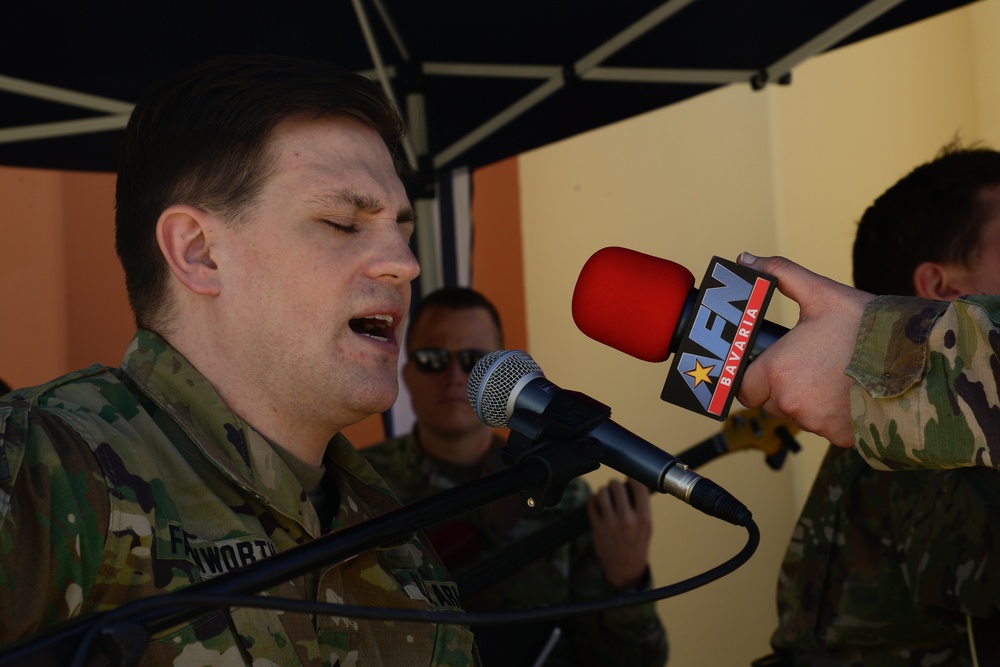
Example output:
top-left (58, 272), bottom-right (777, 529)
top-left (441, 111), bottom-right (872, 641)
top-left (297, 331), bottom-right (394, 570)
top-left (409, 348), bottom-right (489, 374)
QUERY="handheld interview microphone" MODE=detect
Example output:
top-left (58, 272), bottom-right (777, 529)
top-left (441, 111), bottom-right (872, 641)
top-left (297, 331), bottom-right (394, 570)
top-left (467, 349), bottom-right (751, 526)
top-left (572, 247), bottom-right (788, 419)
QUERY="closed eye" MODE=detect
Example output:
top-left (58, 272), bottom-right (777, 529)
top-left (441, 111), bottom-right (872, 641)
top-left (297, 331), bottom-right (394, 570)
top-left (321, 219), bottom-right (359, 234)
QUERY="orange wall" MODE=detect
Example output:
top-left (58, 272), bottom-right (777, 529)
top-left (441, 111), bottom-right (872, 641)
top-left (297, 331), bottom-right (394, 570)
top-left (62, 173), bottom-right (134, 370)
top-left (470, 157), bottom-right (527, 353)
top-left (0, 166), bottom-right (130, 388)
top-left (0, 160), bottom-right (523, 448)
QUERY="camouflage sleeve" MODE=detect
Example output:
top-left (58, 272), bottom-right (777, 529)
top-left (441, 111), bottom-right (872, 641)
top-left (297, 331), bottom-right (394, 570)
top-left (847, 294), bottom-right (1000, 470)
top-left (0, 402), bottom-right (110, 643)
top-left (562, 530), bottom-right (668, 667)
top-left (559, 481), bottom-right (668, 667)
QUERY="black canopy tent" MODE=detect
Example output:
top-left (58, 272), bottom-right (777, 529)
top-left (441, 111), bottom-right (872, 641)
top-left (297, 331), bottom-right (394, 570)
top-left (0, 0), bottom-right (981, 172)
top-left (0, 0), bottom-right (979, 282)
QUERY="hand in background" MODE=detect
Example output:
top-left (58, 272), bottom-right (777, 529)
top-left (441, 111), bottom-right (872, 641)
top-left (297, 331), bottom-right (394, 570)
top-left (587, 478), bottom-right (653, 592)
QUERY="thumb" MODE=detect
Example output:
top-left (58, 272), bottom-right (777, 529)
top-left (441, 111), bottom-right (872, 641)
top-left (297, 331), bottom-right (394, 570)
top-left (738, 252), bottom-right (829, 308)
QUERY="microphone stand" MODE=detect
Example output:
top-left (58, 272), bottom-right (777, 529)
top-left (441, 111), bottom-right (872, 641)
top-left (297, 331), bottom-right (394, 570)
top-left (455, 407), bottom-right (794, 600)
top-left (0, 439), bottom-right (603, 667)
top-left (454, 428), bottom-right (793, 600)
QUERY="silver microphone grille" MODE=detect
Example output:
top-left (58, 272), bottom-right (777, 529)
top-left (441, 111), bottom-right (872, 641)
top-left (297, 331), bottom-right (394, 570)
top-left (467, 349), bottom-right (543, 427)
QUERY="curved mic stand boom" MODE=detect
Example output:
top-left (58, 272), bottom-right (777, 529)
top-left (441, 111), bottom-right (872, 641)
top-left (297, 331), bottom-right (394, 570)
top-left (454, 407), bottom-right (799, 601)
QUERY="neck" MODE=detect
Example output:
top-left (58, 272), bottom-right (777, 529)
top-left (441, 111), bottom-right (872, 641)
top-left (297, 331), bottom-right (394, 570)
top-left (416, 423), bottom-right (494, 466)
top-left (163, 325), bottom-right (349, 467)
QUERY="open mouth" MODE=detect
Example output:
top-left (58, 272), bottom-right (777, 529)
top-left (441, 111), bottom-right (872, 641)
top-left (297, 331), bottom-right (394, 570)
top-left (349, 314), bottom-right (394, 343)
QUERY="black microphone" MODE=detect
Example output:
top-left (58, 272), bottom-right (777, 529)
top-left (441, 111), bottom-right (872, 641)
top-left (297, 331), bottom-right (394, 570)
top-left (467, 349), bottom-right (751, 526)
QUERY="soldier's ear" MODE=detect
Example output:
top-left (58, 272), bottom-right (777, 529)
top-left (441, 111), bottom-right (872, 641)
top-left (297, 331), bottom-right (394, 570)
top-left (912, 261), bottom-right (966, 301)
top-left (157, 205), bottom-right (221, 297)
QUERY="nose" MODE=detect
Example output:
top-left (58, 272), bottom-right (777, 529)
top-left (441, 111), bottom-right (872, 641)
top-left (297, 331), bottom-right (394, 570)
top-left (444, 355), bottom-right (469, 381)
top-left (370, 221), bottom-right (421, 284)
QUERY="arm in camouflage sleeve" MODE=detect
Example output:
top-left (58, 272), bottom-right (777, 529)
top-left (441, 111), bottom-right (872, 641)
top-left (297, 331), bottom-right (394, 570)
top-left (562, 530), bottom-right (668, 667)
top-left (848, 294), bottom-right (1000, 470)
top-left (0, 403), bottom-right (111, 643)
top-left (733, 254), bottom-right (1000, 466)
top-left (560, 480), bottom-right (667, 667)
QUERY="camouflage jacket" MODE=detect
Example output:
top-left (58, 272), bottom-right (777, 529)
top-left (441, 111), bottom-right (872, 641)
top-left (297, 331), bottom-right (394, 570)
top-left (847, 294), bottom-right (1000, 470)
top-left (362, 433), bottom-right (668, 667)
top-left (0, 329), bottom-right (477, 666)
top-left (768, 443), bottom-right (999, 666)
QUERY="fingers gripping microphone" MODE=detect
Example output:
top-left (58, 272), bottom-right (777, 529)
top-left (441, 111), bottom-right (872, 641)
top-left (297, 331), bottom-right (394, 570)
top-left (572, 247), bottom-right (787, 420)
top-left (468, 350), bottom-right (751, 526)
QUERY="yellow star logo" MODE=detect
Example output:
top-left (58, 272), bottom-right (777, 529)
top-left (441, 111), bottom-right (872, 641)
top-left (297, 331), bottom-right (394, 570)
top-left (685, 359), bottom-right (715, 387)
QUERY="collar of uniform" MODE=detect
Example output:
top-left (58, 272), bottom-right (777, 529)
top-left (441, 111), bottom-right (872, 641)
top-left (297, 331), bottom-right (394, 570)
top-left (365, 431), bottom-right (507, 498)
top-left (327, 434), bottom-right (400, 502)
top-left (479, 435), bottom-right (509, 474)
top-left (119, 329), bottom-right (317, 527)
top-left (324, 435), bottom-right (419, 540)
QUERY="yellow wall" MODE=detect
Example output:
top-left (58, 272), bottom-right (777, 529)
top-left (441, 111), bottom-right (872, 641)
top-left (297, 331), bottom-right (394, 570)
top-left (517, 1), bottom-right (999, 664)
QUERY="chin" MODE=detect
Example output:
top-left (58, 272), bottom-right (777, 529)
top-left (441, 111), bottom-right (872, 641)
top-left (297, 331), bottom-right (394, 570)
top-left (337, 367), bottom-right (398, 410)
top-left (370, 384), bottom-right (401, 414)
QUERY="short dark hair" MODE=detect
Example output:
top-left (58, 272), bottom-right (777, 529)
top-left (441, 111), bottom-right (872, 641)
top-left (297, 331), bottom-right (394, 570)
top-left (852, 141), bottom-right (1000, 296)
top-left (0, 377), bottom-right (10, 395)
top-left (115, 54), bottom-right (411, 331)
top-left (407, 287), bottom-right (504, 350)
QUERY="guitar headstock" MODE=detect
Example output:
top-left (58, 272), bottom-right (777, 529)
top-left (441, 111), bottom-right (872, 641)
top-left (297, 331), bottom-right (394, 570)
top-left (722, 406), bottom-right (801, 470)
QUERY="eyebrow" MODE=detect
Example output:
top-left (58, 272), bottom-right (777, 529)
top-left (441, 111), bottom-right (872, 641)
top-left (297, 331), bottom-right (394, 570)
top-left (311, 189), bottom-right (415, 224)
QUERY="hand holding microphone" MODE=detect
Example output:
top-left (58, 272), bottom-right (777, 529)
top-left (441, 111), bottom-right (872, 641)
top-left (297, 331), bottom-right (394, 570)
top-left (573, 247), bottom-right (786, 420)
top-left (734, 253), bottom-right (875, 448)
top-left (461, 246), bottom-right (867, 524)
top-left (571, 246), bottom-right (873, 447)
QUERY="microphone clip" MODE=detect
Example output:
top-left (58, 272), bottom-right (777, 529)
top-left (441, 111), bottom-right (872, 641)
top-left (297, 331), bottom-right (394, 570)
top-left (503, 396), bottom-right (608, 511)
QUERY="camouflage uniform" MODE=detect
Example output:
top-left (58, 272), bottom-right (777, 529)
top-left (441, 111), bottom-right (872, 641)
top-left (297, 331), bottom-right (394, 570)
top-left (848, 294), bottom-right (1000, 470)
top-left (362, 433), bottom-right (668, 667)
top-left (0, 329), bottom-right (477, 666)
top-left (767, 443), bottom-right (998, 665)
top-left (760, 295), bottom-right (1000, 666)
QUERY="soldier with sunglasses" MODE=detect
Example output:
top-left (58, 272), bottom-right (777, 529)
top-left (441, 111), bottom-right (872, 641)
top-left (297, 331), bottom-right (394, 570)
top-left (363, 287), bottom-right (668, 667)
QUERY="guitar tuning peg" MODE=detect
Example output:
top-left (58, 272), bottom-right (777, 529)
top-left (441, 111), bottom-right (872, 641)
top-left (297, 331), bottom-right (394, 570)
top-left (775, 426), bottom-right (801, 453)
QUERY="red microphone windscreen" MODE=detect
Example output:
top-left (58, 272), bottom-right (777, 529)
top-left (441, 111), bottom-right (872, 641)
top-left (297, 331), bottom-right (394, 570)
top-left (572, 247), bottom-right (695, 363)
